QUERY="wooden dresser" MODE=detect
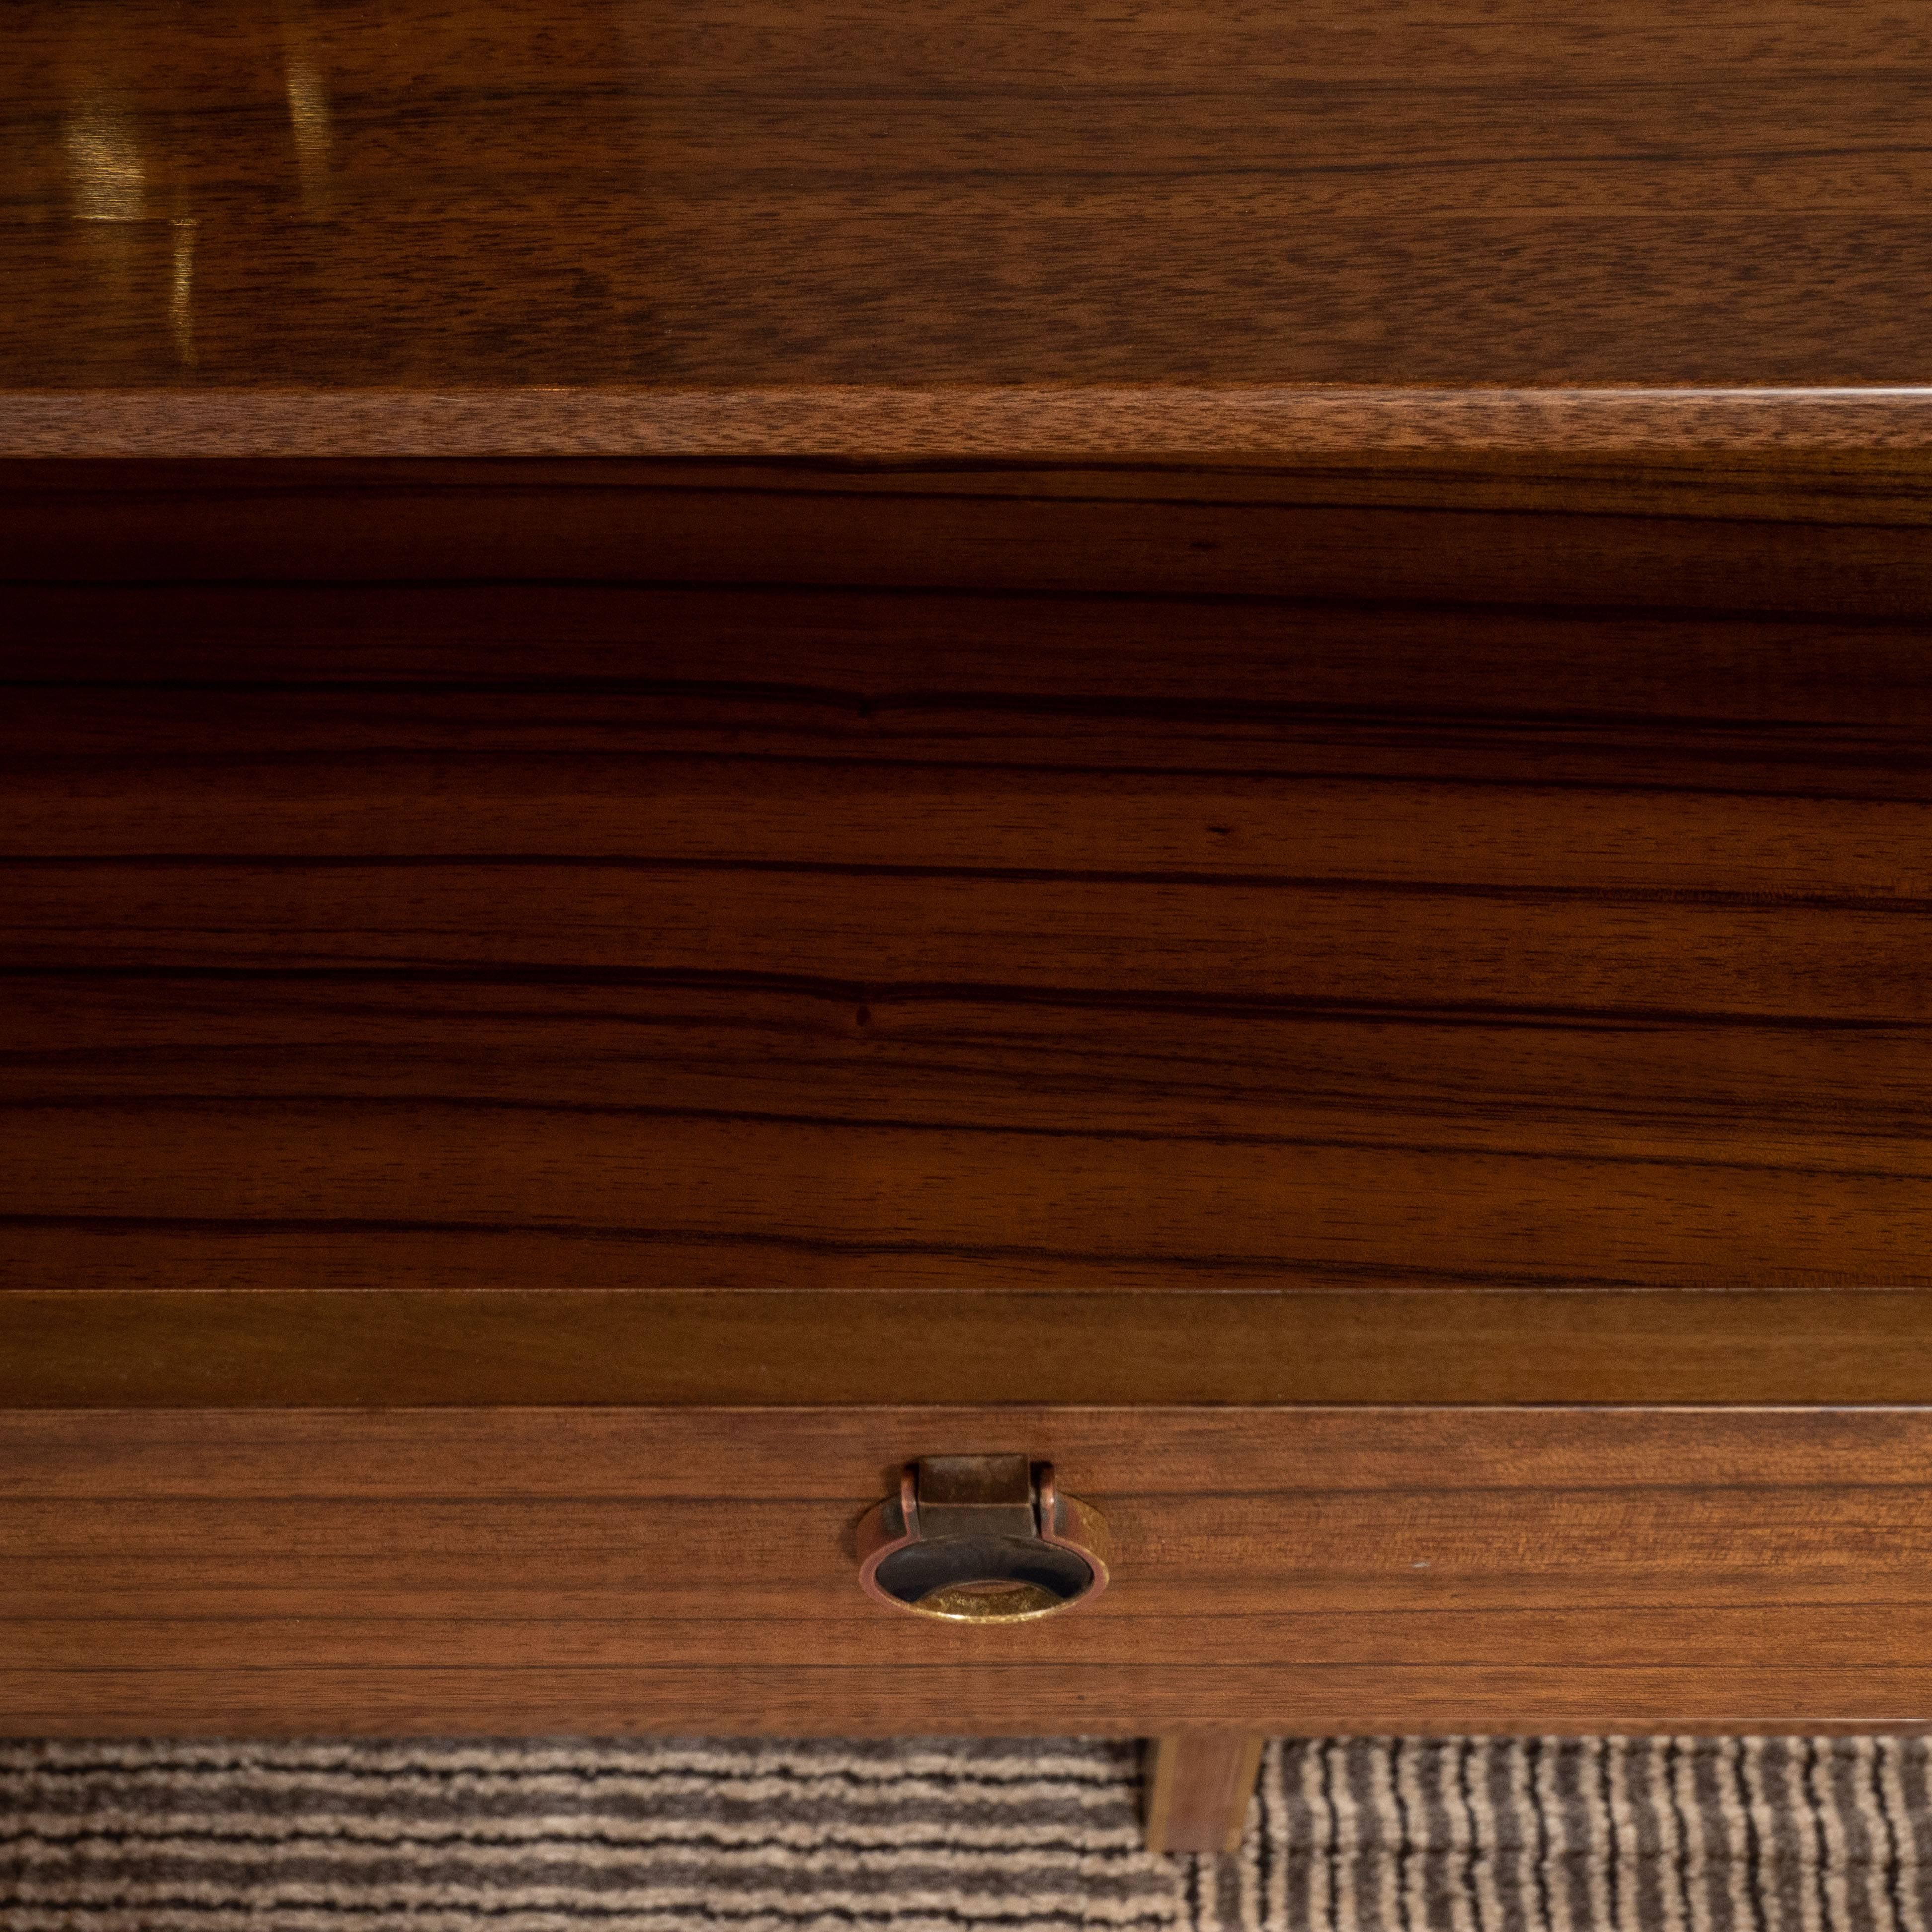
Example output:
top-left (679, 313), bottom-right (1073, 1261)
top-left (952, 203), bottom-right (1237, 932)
top-left (6, 0), bottom-right (1932, 1852)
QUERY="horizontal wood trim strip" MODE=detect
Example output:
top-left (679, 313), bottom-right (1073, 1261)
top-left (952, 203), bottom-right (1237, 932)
top-left (9, 387), bottom-right (1932, 461)
top-left (5, 1291), bottom-right (1932, 1405)
top-left (5, 1406), bottom-right (1928, 1496)
top-left (0, 1664), bottom-right (1924, 1736)
top-left (14, 1583), bottom-right (1931, 1623)
top-left (17, 1608), bottom-right (1932, 1671)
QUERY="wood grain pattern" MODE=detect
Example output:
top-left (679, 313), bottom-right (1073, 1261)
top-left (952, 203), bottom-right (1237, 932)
top-left (8, 1667), bottom-right (1928, 1738)
top-left (10, 391), bottom-right (1932, 461)
top-left (11, 0), bottom-right (1932, 1753)
top-left (14, 1405), bottom-right (1929, 1493)
top-left (5, 573), bottom-right (1932, 1387)
top-left (6, 0), bottom-right (1932, 455)
top-left (6, 462), bottom-right (1932, 610)
top-left (6, 1407), bottom-right (1932, 1735)
top-left (15, 1291), bottom-right (1932, 1407)
top-left (1144, 1737), bottom-right (1265, 1855)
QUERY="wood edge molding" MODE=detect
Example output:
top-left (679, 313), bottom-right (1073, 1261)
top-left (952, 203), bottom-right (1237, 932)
top-left (6, 386), bottom-right (1932, 460)
top-left (9, 1288), bottom-right (1932, 1408)
top-left (3, 1669), bottom-right (1930, 1741)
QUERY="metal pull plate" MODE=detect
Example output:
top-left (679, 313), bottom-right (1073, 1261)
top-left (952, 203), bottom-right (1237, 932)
top-left (855, 1454), bottom-right (1111, 1622)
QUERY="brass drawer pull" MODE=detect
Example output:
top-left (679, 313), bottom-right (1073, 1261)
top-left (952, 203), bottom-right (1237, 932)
top-left (856, 1454), bottom-right (1111, 1622)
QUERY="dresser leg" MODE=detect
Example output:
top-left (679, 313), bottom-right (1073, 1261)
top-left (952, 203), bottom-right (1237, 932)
top-left (1142, 1734), bottom-right (1266, 1854)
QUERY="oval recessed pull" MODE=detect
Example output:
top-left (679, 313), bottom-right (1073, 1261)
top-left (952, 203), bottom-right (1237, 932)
top-left (855, 1454), bottom-right (1111, 1622)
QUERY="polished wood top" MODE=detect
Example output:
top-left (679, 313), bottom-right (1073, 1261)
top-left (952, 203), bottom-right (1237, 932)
top-left (5, 0), bottom-right (1932, 454)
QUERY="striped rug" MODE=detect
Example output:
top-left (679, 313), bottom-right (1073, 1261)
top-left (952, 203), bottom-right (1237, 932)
top-left (1, 1736), bottom-right (1927, 1932)
top-left (1202, 1738), bottom-right (1932, 1932)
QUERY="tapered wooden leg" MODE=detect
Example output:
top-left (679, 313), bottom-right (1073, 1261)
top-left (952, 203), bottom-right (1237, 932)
top-left (1142, 1734), bottom-right (1266, 1854)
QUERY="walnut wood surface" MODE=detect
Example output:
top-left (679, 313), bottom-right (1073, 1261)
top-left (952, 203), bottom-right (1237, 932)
top-left (16, 1292), bottom-right (1932, 1408)
top-left (8, 560), bottom-right (1915, 1408)
top-left (12, 1669), bottom-right (1929, 1737)
top-left (12, 0), bottom-right (1932, 1748)
top-left (5, 0), bottom-right (1932, 456)
top-left (9, 459), bottom-right (1932, 609)
top-left (5, 565), bottom-right (1932, 1401)
top-left (7, 1407), bottom-right (1932, 1735)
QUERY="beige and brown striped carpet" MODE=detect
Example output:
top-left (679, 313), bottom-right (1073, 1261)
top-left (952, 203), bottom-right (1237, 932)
top-left (0, 1736), bottom-right (1926, 1932)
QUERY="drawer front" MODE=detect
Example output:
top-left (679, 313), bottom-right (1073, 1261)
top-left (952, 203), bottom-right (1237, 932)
top-left (6, 1405), bottom-right (1932, 1737)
